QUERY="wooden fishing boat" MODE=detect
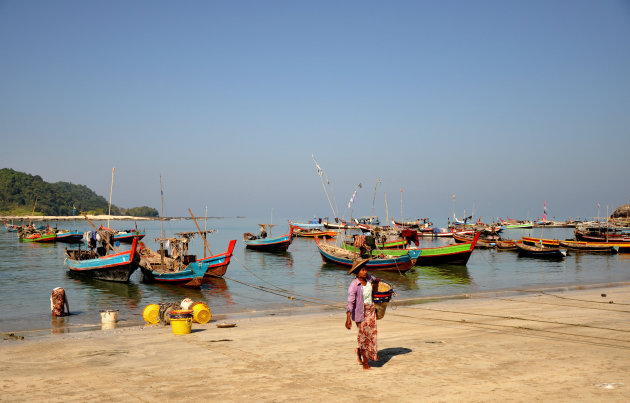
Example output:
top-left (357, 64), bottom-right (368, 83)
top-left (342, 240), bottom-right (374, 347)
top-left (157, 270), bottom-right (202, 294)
top-left (64, 237), bottom-right (140, 282)
top-left (495, 239), bottom-right (521, 250)
top-left (410, 232), bottom-right (480, 265)
top-left (54, 229), bottom-right (84, 243)
top-left (243, 225), bottom-right (294, 252)
top-left (515, 242), bottom-right (566, 258)
top-left (522, 236), bottom-right (560, 247)
top-left (558, 240), bottom-right (620, 253)
top-left (574, 229), bottom-right (630, 243)
top-left (140, 234), bottom-right (237, 287)
top-left (18, 226), bottom-right (57, 243)
top-left (453, 231), bottom-right (499, 248)
top-left (343, 232), bottom-right (480, 265)
top-left (288, 221), bottom-right (337, 238)
top-left (315, 236), bottom-right (415, 272)
top-left (96, 226), bottom-right (145, 243)
top-left (3, 221), bottom-right (20, 232)
top-left (323, 219), bottom-right (360, 230)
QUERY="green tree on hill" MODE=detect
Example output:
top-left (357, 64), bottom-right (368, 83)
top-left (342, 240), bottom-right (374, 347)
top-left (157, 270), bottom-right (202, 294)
top-left (0, 168), bottom-right (158, 217)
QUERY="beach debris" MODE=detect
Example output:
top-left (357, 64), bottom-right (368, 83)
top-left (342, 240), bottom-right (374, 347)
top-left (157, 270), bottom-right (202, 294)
top-left (601, 293), bottom-right (607, 297)
top-left (424, 340), bottom-right (445, 344)
top-left (217, 322), bottom-right (236, 328)
top-left (594, 382), bottom-right (622, 390)
top-left (180, 298), bottom-right (195, 310)
top-left (3, 333), bottom-right (24, 341)
top-left (51, 287), bottom-right (70, 318)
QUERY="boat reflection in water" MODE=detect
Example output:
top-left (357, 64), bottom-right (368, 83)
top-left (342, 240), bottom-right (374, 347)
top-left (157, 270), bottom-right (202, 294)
top-left (243, 249), bottom-right (294, 271)
top-left (414, 264), bottom-right (473, 286)
top-left (67, 271), bottom-right (142, 302)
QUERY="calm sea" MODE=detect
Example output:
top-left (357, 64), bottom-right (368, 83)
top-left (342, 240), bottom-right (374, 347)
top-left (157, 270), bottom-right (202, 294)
top-left (1, 217), bottom-right (629, 336)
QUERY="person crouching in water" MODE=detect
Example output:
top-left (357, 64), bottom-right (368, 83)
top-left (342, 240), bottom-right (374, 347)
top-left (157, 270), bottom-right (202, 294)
top-left (345, 259), bottom-right (379, 369)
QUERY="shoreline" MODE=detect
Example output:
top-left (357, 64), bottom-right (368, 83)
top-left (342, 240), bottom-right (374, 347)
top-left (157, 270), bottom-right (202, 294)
top-left (4, 280), bottom-right (630, 340)
top-left (2, 283), bottom-right (629, 401)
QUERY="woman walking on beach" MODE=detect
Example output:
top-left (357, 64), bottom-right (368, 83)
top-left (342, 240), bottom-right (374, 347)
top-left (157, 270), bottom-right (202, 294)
top-left (345, 259), bottom-right (379, 370)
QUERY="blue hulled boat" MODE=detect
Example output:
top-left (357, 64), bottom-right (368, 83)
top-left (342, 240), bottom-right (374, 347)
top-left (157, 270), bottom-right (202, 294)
top-left (243, 225), bottom-right (294, 252)
top-left (64, 237), bottom-right (140, 282)
top-left (139, 237), bottom-right (237, 288)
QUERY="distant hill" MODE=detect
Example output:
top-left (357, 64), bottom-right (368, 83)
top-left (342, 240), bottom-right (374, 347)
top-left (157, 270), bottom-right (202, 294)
top-left (0, 168), bottom-right (158, 217)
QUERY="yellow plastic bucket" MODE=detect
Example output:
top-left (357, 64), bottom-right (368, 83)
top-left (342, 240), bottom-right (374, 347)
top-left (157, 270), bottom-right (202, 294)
top-left (142, 304), bottom-right (160, 324)
top-left (170, 317), bottom-right (193, 335)
top-left (191, 302), bottom-right (212, 324)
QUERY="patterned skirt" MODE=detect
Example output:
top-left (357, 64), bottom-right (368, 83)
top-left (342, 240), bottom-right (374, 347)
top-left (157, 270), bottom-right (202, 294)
top-left (357, 303), bottom-right (378, 361)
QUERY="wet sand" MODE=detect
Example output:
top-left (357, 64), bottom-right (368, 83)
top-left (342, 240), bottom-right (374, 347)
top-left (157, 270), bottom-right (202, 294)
top-left (2, 285), bottom-right (630, 402)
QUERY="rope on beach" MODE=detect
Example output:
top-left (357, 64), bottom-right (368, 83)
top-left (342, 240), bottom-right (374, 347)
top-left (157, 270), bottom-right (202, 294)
top-left (208, 256), bottom-right (345, 308)
top-left (538, 290), bottom-right (630, 306)
top-left (393, 305), bottom-right (630, 334)
top-left (386, 309), bottom-right (630, 350)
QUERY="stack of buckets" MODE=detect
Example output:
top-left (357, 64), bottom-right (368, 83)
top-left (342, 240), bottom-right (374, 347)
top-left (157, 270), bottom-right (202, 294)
top-left (142, 298), bottom-right (212, 335)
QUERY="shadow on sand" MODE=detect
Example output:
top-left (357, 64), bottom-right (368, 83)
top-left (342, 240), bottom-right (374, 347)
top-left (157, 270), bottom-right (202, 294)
top-left (369, 347), bottom-right (412, 367)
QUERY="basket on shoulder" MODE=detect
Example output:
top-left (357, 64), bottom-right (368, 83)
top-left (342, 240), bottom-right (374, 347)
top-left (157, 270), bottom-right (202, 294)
top-left (373, 280), bottom-right (394, 320)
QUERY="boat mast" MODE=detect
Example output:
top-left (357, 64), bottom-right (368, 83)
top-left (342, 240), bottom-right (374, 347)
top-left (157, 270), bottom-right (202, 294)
top-left (372, 179), bottom-right (381, 219)
top-left (204, 205), bottom-right (208, 259)
top-left (312, 155), bottom-right (337, 220)
top-left (159, 174), bottom-right (165, 267)
top-left (108, 167), bottom-right (115, 229)
top-left (270, 208), bottom-right (273, 237)
top-left (384, 192), bottom-right (389, 227)
top-left (400, 188), bottom-right (403, 222)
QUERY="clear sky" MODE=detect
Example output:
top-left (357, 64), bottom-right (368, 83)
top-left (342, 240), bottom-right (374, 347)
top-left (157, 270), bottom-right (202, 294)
top-left (1, 1), bottom-right (629, 224)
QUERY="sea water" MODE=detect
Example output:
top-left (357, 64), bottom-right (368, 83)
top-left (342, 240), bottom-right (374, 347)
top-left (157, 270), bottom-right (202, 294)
top-left (1, 217), bottom-right (629, 336)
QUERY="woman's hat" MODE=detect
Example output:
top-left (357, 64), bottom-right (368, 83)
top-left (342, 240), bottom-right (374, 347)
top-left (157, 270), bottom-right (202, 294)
top-left (348, 258), bottom-right (370, 275)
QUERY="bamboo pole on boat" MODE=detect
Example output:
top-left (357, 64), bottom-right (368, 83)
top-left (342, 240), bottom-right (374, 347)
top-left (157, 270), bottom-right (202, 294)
top-left (203, 206), bottom-right (208, 259)
top-left (107, 167), bottom-right (115, 229)
top-left (188, 208), bottom-right (212, 256)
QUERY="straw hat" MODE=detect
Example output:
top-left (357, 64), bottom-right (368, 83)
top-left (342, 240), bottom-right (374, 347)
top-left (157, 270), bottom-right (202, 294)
top-left (348, 258), bottom-right (370, 275)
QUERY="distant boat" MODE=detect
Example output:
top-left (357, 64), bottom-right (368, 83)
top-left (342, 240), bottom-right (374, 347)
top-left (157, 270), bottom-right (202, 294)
top-left (515, 242), bottom-right (566, 258)
top-left (243, 225), bottom-right (294, 252)
top-left (288, 220), bottom-right (337, 238)
top-left (64, 237), bottom-right (140, 282)
top-left (453, 231), bottom-right (499, 248)
top-left (558, 240), bottom-right (620, 254)
top-left (54, 229), bottom-right (83, 243)
top-left (3, 221), bottom-right (20, 232)
top-left (98, 226), bottom-right (145, 243)
top-left (18, 226), bottom-right (56, 243)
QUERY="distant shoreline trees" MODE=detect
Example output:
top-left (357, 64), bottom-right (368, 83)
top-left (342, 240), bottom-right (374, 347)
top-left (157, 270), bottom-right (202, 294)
top-left (0, 168), bottom-right (158, 217)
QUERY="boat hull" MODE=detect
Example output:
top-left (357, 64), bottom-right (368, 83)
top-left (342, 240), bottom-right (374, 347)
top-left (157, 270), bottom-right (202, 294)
top-left (244, 231), bottom-right (293, 252)
top-left (316, 238), bottom-right (414, 272)
top-left (140, 240), bottom-right (236, 287)
top-left (64, 238), bottom-right (139, 282)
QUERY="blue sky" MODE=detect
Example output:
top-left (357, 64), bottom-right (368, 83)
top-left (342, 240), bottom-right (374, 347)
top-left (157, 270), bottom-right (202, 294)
top-left (1, 1), bottom-right (629, 224)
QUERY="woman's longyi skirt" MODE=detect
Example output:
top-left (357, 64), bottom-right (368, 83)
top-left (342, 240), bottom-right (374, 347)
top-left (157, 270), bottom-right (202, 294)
top-left (357, 303), bottom-right (378, 361)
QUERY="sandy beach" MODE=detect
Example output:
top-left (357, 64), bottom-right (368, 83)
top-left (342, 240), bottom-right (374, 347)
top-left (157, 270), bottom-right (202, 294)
top-left (1, 285), bottom-right (629, 402)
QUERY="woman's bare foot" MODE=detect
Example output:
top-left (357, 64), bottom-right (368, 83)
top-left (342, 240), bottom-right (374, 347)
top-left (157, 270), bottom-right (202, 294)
top-left (355, 348), bottom-right (363, 364)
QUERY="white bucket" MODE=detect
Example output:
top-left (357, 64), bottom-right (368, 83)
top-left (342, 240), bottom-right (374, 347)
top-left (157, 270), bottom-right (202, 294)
top-left (100, 310), bottom-right (119, 324)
